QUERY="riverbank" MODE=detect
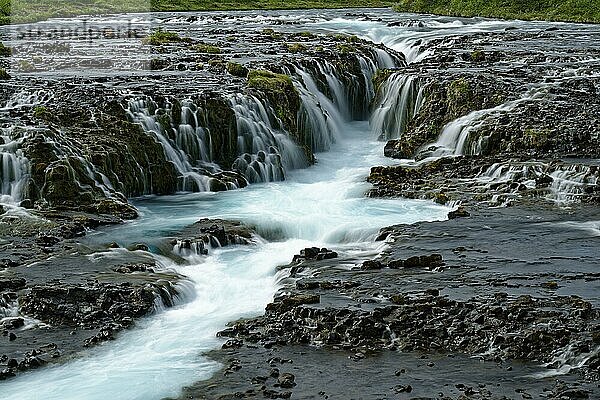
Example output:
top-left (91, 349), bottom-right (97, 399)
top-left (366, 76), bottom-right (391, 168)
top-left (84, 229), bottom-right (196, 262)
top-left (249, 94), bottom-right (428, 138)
top-left (394, 0), bottom-right (600, 24)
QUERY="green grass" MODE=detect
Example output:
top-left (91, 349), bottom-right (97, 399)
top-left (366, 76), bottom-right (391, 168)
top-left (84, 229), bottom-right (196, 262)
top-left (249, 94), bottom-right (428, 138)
top-left (394, 0), bottom-right (600, 23)
top-left (2, 0), bottom-right (598, 26)
top-left (1, 0), bottom-right (396, 25)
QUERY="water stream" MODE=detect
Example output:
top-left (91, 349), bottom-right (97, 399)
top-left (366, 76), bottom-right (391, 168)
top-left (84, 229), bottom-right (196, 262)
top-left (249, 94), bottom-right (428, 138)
top-left (0, 120), bottom-right (449, 399)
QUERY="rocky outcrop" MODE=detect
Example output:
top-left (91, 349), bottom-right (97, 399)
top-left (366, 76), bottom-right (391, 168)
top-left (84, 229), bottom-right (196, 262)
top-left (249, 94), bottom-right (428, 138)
top-left (171, 218), bottom-right (256, 257)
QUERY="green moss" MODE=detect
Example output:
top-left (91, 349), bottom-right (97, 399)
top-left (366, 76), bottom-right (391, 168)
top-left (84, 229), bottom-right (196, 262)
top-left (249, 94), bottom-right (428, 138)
top-left (248, 70), bottom-right (295, 93)
top-left (297, 31), bottom-right (316, 38)
top-left (470, 49), bottom-right (485, 62)
top-left (372, 69), bottom-right (394, 93)
top-left (336, 44), bottom-right (355, 55)
top-left (524, 127), bottom-right (551, 146)
top-left (286, 43), bottom-right (307, 53)
top-left (332, 33), bottom-right (361, 43)
top-left (261, 28), bottom-right (282, 39)
top-left (195, 43), bottom-right (222, 54)
top-left (446, 77), bottom-right (473, 116)
top-left (0, 42), bottom-right (11, 57)
top-left (33, 106), bottom-right (51, 120)
top-left (226, 62), bottom-right (249, 78)
top-left (18, 60), bottom-right (35, 72)
top-left (143, 29), bottom-right (190, 45)
top-left (0, 68), bottom-right (10, 80)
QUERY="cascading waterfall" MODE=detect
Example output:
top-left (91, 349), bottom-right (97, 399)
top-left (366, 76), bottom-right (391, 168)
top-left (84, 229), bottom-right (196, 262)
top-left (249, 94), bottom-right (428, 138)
top-left (418, 88), bottom-right (546, 158)
top-left (125, 50), bottom-right (400, 192)
top-left (230, 93), bottom-right (307, 183)
top-left (293, 66), bottom-right (345, 152)
top-left (370, 74), bottom-right (423, 140)
top-left (478, 161), bottom-right (599, 203)
top-left (0, 129), bottom-right (30, 206)
top-left (549, 164), bottom-right (599, 203)
top-left (127, 98), bottom-right (215, 192)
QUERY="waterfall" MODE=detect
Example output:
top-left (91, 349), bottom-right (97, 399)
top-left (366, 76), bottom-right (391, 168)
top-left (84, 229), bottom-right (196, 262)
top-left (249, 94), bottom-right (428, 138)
top-left (0, 129), bottom-right (30, 206)
top-left (293, 66), bottom-right (345, 152)
top-left (478, 161), bottom-right (599, 203)
top-left (127, 99), bottom-right (216, 192)
top-left (126, 49), bottom-right (401, 192)
top-left (549, 164), bottom-right (599, 203)
top-left (370, 74), bottom-right (422, 140)
top-left (418, 88), bottom-right (546, 158)
top-left (230, 94), bottom-right (307, 184)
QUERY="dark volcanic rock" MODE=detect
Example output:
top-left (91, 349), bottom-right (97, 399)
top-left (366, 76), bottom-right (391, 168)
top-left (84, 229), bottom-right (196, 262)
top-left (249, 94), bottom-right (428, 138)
top-left (19, 280), bottom-right (176, 329)
top-left (171, 219), bottom-right (256, 257)
top-left (292, 247), bottom-right (338, 264)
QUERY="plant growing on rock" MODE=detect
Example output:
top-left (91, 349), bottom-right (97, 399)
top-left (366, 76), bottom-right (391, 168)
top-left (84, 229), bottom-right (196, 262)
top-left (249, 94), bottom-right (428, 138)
top-left (286, 43), bottom-right (307, 53)
top-left (195, 43), bottom-right (222, 54)
top-left (0, 67), bottom-right (10, 80)
top-left (143, 29), bottom-right (191, 45)
top-left (226, 62), bottom-right (248, 78)
top-left (0, 42), bottom-right (11, 56)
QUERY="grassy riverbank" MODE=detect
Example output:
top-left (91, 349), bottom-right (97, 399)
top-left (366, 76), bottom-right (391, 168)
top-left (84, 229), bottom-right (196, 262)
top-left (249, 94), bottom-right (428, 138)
top-left (1, 0), bottom-right (395, 25)
top-left (394, 0), bottom-right (600, 23)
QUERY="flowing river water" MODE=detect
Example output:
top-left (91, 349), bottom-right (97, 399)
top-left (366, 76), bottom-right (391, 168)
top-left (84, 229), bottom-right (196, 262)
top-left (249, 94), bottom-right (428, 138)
top-left (1, 8), bottom-right (599, 399)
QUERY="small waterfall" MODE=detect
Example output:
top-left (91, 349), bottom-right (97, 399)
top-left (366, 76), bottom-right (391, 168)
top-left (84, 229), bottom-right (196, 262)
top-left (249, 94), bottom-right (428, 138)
top-left (533, 343), bottom-right (600, 379)
top-left (419, 89), bottom-right (546, 158)
top-left (478, 161), bottom-right (599, 203)
top-left (549, 164), bottom-right (599, 203)
top-left (0, 129), bottom-right (31, 206)
top-left (370, 74), bottom-right (422, 140)
top-left (1, 294), bottom-right (18, 319)
top-left (478, 162), bottom-right (545, 190)
top-left (294, 66), bottom-right (345, 152)
top-left (230, 94), bottom-right (307, 184)
top-left (127, 99), bottom-right (216, 192)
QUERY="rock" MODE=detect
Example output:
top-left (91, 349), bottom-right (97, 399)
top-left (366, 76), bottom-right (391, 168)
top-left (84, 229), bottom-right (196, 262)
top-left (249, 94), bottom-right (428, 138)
top-left (448, 207), bottom-right (471, 219)
top-left (0, 277), bottom-right (27, 291)
top-left (266, 294), bottom-right (320, 313)
top-left (128, 243), bottom-right (149, 252)
top-left (292, 247), bottom-right (338, 263)
top-left (395, 384), bottom-right (412, 393)
top-left (360, 260), bottom-right (383, 270)
top-left (277, 373), bottom-right (296, 388)
top-left (222, 339), bottom-right (243, 349)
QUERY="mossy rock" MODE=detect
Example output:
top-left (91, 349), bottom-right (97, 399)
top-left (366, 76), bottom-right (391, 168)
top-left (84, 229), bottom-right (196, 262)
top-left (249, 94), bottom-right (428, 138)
top-left (261, 28), bottom-right (282, 39)
top-left (195, 43), bottom-right (222, 54)
top-left (248, 70), bottom-right (295, 94)
top-left (0, 42), bottom-right (11, 57)
top-left (0, 68), bottom-right (10, 80)
top-left (143, 29), bottom-right (191, 45)
top-left (286, 43), bottom-right (307, 53)
top-left (226, 62), bottom-right (248, 78)
top-left (372, 69), bottom-right (394, 94)
top-left (33, 106), bottom-right (53, 121)
top-left (336, 44), bottom-right (355, 55)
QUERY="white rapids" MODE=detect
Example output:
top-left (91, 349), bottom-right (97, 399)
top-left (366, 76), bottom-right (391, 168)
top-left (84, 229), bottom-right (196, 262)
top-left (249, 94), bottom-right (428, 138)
top-left (0, 120), bottom-right (450, 400)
